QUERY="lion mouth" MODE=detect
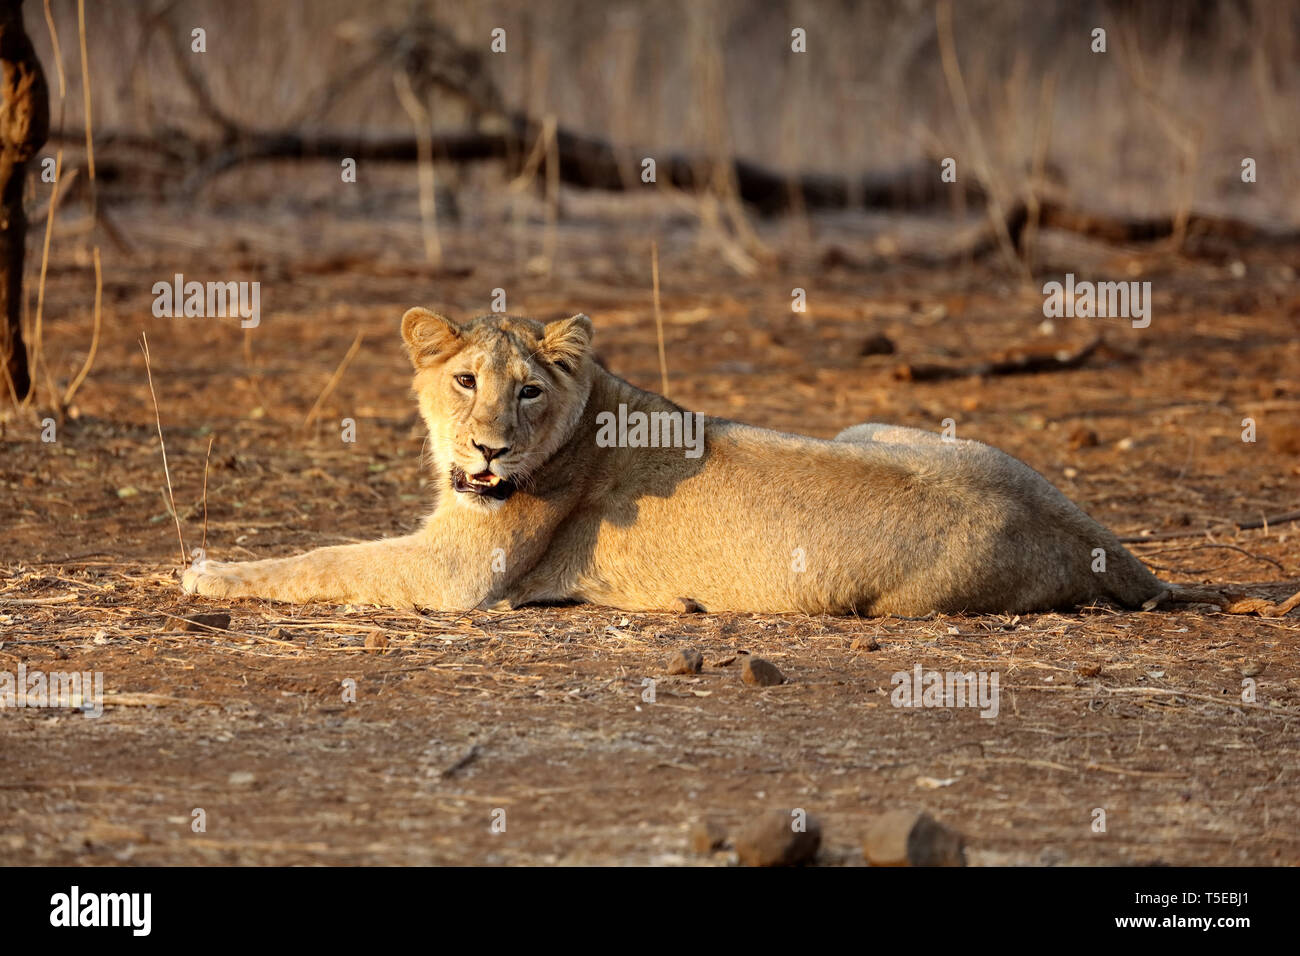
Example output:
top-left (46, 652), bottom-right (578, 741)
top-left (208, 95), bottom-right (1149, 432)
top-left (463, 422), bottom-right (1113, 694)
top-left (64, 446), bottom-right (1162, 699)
top-left (450, 465), bottom-right (517, 501)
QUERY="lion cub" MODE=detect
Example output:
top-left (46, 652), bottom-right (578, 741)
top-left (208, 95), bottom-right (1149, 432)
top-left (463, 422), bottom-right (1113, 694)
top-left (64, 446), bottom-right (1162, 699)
top-left (183, 309), bottom-right (1210, 616)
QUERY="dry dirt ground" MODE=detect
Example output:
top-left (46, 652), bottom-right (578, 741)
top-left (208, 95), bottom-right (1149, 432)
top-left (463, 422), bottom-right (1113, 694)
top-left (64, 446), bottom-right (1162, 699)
top-left (2, 178), bottom-right (1299, 865)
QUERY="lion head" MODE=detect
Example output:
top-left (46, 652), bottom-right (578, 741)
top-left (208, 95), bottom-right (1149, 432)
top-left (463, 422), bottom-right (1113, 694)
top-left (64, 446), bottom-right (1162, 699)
top-left (401, 309), bottom-right (594, 505)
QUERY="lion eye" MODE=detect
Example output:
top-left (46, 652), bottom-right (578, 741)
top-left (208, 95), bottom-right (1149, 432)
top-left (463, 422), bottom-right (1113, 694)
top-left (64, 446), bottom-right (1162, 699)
top-left (519, 384), bottom-right (542, 400)
top-left (454, 374), bottom-right (476, 390)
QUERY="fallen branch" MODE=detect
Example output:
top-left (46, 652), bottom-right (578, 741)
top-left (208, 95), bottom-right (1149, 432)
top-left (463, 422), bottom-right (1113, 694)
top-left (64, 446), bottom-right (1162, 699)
top-left (1118, 509), bottom-right (1300, 543)
top-left (893, 336), bottom-right (1103, 382)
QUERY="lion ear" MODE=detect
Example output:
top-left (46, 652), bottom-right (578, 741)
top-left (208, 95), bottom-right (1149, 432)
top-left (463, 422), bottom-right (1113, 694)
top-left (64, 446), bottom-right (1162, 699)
top-left (541, 313), bottom-right (593, 374)
top-left (401, 308), bottom-right (462, 367)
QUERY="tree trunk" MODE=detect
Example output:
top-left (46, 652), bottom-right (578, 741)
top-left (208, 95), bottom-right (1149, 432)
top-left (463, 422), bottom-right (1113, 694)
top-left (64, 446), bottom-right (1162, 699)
top-left (0, 0), bottom-right (48, 402)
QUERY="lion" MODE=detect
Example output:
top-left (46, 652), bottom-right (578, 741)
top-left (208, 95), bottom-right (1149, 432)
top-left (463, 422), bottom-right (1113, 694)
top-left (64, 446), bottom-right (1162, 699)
top-left (182, 308), bottom-right (1260, 617)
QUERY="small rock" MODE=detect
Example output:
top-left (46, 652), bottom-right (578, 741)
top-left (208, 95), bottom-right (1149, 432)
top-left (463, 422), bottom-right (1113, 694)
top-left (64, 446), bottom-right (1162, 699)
top-left (858, 333), bottom-right (896, 357)
top-left (851, 636), bottom-right (881, 652)
top-left (863, 810), bottom-right (966, 867)
top-left (665, 647), bottom-right (703, 675)
top-left (1068, 426), bottom-right (1099, 450)
top-left (742, 657), bottom-right (786, 686)
top-left (673, 597), bottom-right (704, 614)
top-left (734, 811), bottom-right (821, 866)
top-left (182, 612), bottom-right (231, 632)
top-left (364, 631), bottom-right (390, 653)
top-left (1039, 846), bottom-right (1067, 866)
top-left (1240, 660), bottom-right (1265, 677)
top-left (689, 820), bottom-right (728, 855)
top-left (228, 771), bottom-right (255, 786)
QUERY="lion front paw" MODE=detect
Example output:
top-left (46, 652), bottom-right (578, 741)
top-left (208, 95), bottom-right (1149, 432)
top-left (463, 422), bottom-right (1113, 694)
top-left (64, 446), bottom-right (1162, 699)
top-left (182, 560), bottom-right (252, 598)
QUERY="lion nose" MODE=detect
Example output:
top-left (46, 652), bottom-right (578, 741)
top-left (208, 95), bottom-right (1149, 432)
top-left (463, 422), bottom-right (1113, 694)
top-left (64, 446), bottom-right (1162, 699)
top-left (472, 441), bottom-right (510, 463)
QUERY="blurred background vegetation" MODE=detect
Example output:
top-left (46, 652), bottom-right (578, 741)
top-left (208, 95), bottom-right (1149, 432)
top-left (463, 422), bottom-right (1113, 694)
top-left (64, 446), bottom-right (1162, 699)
top-left (36, 0), bottom-right (1300, 221)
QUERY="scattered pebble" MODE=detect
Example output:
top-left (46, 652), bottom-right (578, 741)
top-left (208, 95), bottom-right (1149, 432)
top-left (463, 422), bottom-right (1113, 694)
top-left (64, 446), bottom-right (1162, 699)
top-left (863, 810), bottom-right (966, 867)
top-left (689, 820), bottom-right (728, 855)
top-left (741, 657), bottom-right (786, 686)
top-left (228, 771), bottom-right (255, 786)
top-left (858, 333), bottom-right (896, 357)
top-left (182, 612), bottom-right (231, 632)
top-left (665, 647), bottom-right (703, 675)
top-left (1068, 426), bottom-right (1100, 449)
top-left (915, 775), bottom-right (957, 789)
top-left (1039, 846), bottom-right (1067, 866)
top-left (734, 810), bottom-right (821, 866)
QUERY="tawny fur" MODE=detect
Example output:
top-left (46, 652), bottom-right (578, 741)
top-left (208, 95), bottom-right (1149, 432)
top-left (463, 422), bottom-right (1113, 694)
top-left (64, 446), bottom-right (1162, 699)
top-left (182, 310), bottom-right (1226, 616)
